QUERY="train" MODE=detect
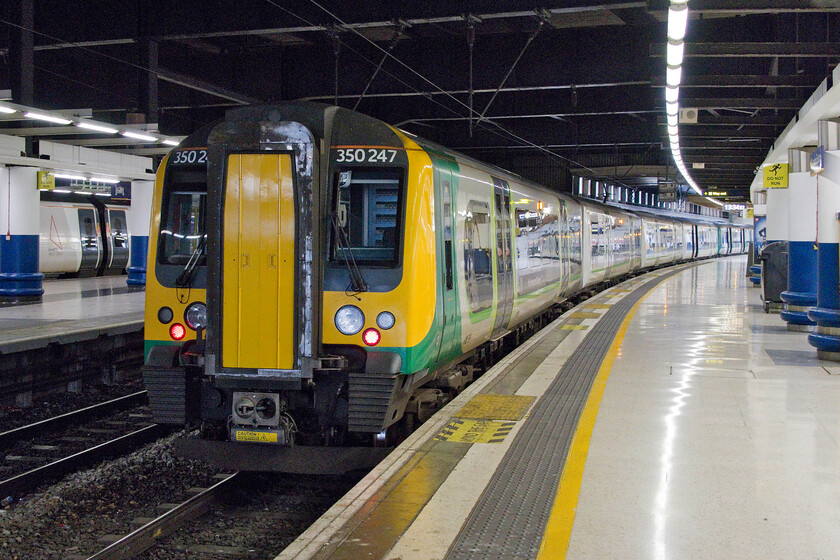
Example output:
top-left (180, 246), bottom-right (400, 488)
top-left (142, 102), bottom-right (749, 472)
top-left (39, 192), bottom-right (131, 277)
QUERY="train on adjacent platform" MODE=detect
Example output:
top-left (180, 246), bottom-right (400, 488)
top-left (39, 193), bottom-right (131, 277)
top-left (142, 102), bottom-right (749, 472)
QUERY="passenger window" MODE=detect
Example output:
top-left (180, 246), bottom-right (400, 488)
top-left (464, 200), bottom-right (493, 314)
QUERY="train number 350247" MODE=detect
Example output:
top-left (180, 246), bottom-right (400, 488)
top-left (335, 148), bottom-right (398, 163)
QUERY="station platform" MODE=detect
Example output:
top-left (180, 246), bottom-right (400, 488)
top-left (0, 276), bottom-right (143, 353)
top-left (277, 255), bottom-right (840, 560)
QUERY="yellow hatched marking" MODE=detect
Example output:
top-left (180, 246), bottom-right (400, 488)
top-left (568, 312), bottom-right (601, 319)
top-left (582, 303), bottom-right (613, 309)
top-left (536, 279), bottom-right (667, 560)
top-left (434, 419), bottom-right (516, 444)
top-left (455, 394), bottom-right (534, 421)
top-left (560, 325), bottom-right (589, 331)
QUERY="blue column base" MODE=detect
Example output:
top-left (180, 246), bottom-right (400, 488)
top-left (0, 235), bottom-right (43, 304)
top-left (808, 331), bottom-right (840, 355)
top-left (126, 235), bottom-right (149, 287)
top-left (0, 272), bottom-right (45, 305)
top-left (780, 290), bottom-right (817, 326)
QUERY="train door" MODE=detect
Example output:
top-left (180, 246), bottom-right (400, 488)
top-left (106, 208), bottom-right (130, 271)
top-left (491, 177), bottom-right (514, 339)
top-left (432, 157), bottom-right (459, 363)
top-left (221, 152), bottom-right (296, 370)
top-left (77, 207), bottom-right (101, 277)
top-left (559, 199), bottom-right (569, 293)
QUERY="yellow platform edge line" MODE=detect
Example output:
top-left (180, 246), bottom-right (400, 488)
top-left (536, 280), bottom-right (665, 560)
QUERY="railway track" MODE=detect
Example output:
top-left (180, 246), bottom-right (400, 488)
top-left (0, 391), bottom-right (169, 500)
top-left (81, 472), bottom-right (240, 560)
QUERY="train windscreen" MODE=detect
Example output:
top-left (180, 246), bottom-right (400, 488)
top-left (330, 168), bottom-right (403, 267)
top-left (158, 168), bottom-right (207, 266)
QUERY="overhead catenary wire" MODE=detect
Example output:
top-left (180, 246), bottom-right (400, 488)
top-left (264, 0), bottom-right (635, 190)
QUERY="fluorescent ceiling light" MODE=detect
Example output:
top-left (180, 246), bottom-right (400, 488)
top-left (76, 121), bottom-right (118, 134)
top-left (54, 173), bottom-right (86, 181)
top-left (24, 111), bottom-right (72, 125)
top-left (51, 189), bottom-right (72, 194)
top-left (668, 5), bottom-right (689, 41)
top-left (666, 100), bottom-right (680, 115)
top-left (666, 113), bottom-right (679, 127)
top-left (667, 41), bottom-right (684, 67)
top-left (668, 124), bottom-right (679, 135)
top-left (121, 131), bottom-right (157, 141)
top-left (73, 190), bottom-right (91, 195)
top-left (666, 66), bottom-right (682, 87)
top-left (95, 192), bottom-right (112, 197)
top-left (0, 105), bottom-right (15, 114)
top-left (91, 177), bottom-right (120, 184)
top-left (161, 139), bottom-right (180, 146)
top-left (665, 86), bottom-right (679, 103)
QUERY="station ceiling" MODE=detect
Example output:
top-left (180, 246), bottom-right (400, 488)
top-left (1, 0), bottom-right (839, 201)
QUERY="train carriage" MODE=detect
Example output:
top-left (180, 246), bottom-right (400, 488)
top-left (142, 102), bottom-right (748, 471)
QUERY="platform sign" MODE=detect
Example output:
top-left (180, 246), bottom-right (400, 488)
top-left (810, 146), bottom-right (825, 176)
top-left (37, 171), bottom-right (55, 190)
top-left (763, 163), bottom-right (789, 189)
top-left (111, 182), bottom-right (131, 203)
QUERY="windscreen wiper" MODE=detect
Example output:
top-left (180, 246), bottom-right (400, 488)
top-left (330, 213), bottom-right (368, 293)
top-left (176, 234), bottom-right (206, 289)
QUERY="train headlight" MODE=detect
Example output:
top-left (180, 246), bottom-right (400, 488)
top-left (376, 311), bottom-right (395, 330)
top-left (157, 306), bottom-right (173, 324)
top-left (335, 305), bottom-right (364, 335)
top-left (184, 302), bottom-right (207, 330)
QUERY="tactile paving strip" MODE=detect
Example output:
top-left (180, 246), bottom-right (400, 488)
top-left (445, 267), bottom-right (687, 560)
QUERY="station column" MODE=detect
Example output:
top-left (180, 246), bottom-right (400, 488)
top-left (0, 167), bottom-right (43, 303)
top-left (780, 149), bottom-right (818, 331)
top-left (808, 121), bottom-right (840, 359)
top-left (126, 179), bottom-right (154, 286)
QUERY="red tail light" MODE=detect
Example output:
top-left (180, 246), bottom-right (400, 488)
top-left (363, 328), bottom-right (381, 346)
top-left (170, 323), bottom-right (186, 341)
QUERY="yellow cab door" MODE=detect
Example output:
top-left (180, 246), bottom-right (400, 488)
top-left (222, 153), bottom-right (296, 370)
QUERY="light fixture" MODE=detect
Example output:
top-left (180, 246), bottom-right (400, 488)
top-left (0, 105), bottom-right (15, 114)
top-left (24, 111), bottom-right (72, 125)
top-left (91, 177), bottom-right (120, 184)
top-left (666, 101), bottom-right (679, 115)
top-left (668, 124), bottom-right (679, 136)
top-left (666, 113), bottom-right (679, 127)
top-left (161, 139), bottom-right (180, 146)
top-left (121, 130), bottom-right (157, 141)
top-left (667, 5), bottom-right (689, 41)
top-left (666, 66), bottom-right (682, 87)
top-left (665, 86), bottom-right (679, 103)
top-left (54, 173), bottom-right (87, 181)
top-left (76, 121), bottom-right (118, 134)
top-left (666, 41), bottom-right (684, 67)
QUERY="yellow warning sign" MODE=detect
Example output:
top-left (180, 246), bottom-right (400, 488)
top-left (560, 325), bottom-right (589, 331)
top-left (37, 171), bottom-right (55, 191)
top-left (434, 419), bottom-right (516, 444)
top-left (763, 163), bottom-right (789, 189)
top-left (456, 394), bottom-right (534, 421)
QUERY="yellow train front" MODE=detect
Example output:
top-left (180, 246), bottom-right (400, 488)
top-left (143, 103), bottom-right (443, 471)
